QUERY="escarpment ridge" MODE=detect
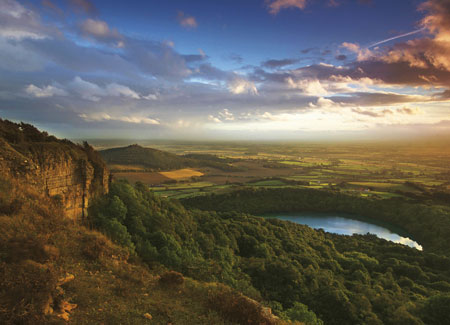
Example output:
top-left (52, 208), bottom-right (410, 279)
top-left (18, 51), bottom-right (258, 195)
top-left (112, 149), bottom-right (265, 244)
top-left (0, 118), bottom-right (109, 220)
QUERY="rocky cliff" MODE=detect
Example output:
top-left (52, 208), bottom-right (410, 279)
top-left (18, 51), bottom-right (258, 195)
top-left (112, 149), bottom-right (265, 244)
top-left (0, 119), bottom-right (109, 220)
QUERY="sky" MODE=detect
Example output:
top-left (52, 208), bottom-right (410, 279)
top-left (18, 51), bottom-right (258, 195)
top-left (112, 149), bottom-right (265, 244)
top-left (0, 0), bottom-right (449, 140)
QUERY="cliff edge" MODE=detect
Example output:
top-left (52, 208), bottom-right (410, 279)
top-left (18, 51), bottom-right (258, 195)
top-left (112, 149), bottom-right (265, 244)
top-left (0, 119), bottom-right (109, 220)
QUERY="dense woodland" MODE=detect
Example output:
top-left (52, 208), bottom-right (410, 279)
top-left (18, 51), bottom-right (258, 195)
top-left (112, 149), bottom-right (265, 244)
top-left (89, 180), bottom-right (450, 324)
top-left (183, 188), bottom-right (450, 256)
top-left (2, 118), bottom-right (450, 324)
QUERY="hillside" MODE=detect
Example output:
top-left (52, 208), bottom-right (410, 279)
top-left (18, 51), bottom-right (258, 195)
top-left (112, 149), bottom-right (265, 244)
top-left (100, 144), bottom-right (238, 172)
top-left (2, 120), bottom-right (450, 325)
top-left (0, 120), bottom-right (283, 324)
top-left (0, 119), bottom-right (109, 220)
top-left (0, 176), bottom-right (282, 324)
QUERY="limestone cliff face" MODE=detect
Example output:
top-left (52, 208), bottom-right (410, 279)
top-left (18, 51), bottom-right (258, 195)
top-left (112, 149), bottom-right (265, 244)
top-left (0, 120), bottom-right (109, 220)
top-left (39, 157), bottom-right (109, 220)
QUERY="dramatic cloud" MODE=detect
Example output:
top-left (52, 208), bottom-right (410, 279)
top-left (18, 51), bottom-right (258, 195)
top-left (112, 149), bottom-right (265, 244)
top-left (0, 0), bottom-right (56, 40)
top-left (177, 11), bottom-right (198, 28)
top-left (69, 77), bottom-right (141, 101)
top-left (228, 78), bottom-right (258, 95)
top-left (267, 0), bottom-right (307, 14)
top-left (25, 84), bottom-right (67, 98)
top-left (80, 19), bottom-right (123, 45)
top-left (0, 0), bottom-right (449, 139)
top-left (338, 0), bottom-right (450, 84)
top-left (340, 42), bottom-right (373, 61)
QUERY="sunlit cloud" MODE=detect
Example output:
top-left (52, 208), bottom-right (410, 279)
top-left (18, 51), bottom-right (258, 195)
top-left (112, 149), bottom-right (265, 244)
top-left (80, 19), bottom-right (124, 47)
top-left (177, 11), bottom-right (198, 29)
top-left (25, 84), bottom-right (67, 98)
top-left (69, 77), bottom-right (141, 101)
top-left (266, 0), bottom-right (307, 14)
top-left (0, 0), bottom-right (449, 139)
top-left (228, 78), bottom-right (258, 95)
top-left (79, 112), bottom-right (159, 125)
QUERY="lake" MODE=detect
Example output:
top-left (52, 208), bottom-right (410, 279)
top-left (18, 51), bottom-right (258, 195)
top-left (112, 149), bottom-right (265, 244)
top-left (264, 212), bottom-right (422, 250)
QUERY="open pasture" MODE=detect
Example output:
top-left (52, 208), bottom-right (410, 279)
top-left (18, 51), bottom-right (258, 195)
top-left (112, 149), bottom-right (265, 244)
top-left (104, 141), bottom-right (450, 200)
top-left (160, 168), bottom-right (204, 180)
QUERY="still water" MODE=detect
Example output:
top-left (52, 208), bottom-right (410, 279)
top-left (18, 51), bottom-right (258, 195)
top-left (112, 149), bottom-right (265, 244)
top-left (265, 212), bottom-right (422, 250)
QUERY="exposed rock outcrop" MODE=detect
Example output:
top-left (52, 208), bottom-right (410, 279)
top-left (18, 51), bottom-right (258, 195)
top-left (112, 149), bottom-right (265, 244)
top-left (0, 119), bottom-right (109, 220)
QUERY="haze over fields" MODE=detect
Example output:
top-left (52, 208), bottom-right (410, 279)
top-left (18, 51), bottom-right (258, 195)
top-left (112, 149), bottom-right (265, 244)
top-left (1, 0), bottom-right (449, 140)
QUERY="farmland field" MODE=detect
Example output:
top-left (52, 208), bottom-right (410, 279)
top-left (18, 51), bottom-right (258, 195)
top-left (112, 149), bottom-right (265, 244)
top-left (97, 140), bottom-right (450, 201)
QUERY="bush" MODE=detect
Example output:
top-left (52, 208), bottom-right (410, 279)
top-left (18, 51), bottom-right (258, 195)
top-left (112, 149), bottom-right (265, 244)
top-left (159, 271), bottom-right (185, 286)
top-left (284, 302), bottom-right (323, 325)
top-left (208, 285), bottom-right (278, 325)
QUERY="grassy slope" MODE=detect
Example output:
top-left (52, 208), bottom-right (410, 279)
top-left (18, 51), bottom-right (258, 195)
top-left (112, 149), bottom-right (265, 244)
top-left (100, 144), bottom-right (191, 171)
top-left (0, 177), bottom-right (285, 325)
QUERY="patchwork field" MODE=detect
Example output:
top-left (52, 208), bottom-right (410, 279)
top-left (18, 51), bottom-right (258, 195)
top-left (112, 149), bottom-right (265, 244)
top-left (99, 141), bottom-right (450, 200)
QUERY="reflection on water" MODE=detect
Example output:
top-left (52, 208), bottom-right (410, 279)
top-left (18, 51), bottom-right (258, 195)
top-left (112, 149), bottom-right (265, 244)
top-left (272, 214), bottom-right (422, 250)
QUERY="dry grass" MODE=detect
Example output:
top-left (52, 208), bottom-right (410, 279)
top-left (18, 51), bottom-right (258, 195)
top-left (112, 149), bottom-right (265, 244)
top-left (0, 176), bottom-right (280, 324)
top-left (160, 168), bottom-right (204, 180)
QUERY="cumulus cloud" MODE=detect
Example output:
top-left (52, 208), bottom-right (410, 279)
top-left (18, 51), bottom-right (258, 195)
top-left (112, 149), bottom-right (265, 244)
top-left (105, 83), bottom-right (140, 99)
top-left (267, 0), bottom-right (307, 14)
top-left (80, 19), bottom-right (123, 46)
top-left (79, 112), bottom-right (159, 125)
top-left (25, 84), bottom-right (67, 98)
top-left (288, 78), bottom-right (328, 96)
top-left (370, 0), bottom-right (450, 73)
top-left (1, 0), bottom-right (449, 138)
top-left (0, 0), bottom-right (56, 40)
top-left (340, 42), bottom-right (373, 61)
top-left (177, 11), bottom-right (198, 28)
top-left (69, 76), bottom-right (104, 101)
top-left (309, 97), bottom-right (337, 109)
top-left (228, 78), bottom-right (258, 95)
top-left (69, 77), bottom-right (141, 101)
top-left (396, 107), bottom-right (422, 115)
top-left (351, 107), bottom-right (393, 118)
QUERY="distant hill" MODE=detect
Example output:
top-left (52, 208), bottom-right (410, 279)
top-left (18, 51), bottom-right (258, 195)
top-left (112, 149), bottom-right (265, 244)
top-left (100, 144), bottom-right (239, 171)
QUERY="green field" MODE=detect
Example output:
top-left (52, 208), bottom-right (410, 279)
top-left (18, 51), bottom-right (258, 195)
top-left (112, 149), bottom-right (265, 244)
top-left (101, 141), bottom-right (449, 201)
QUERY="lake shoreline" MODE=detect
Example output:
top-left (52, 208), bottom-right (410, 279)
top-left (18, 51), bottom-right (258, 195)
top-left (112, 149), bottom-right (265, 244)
top-left (262, 212), bottom-right (422, 250)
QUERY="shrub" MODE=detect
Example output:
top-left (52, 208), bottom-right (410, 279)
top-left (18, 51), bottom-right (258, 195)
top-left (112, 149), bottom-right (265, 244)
top-left (284, 302), bottom-right (323, 325)
top-left (159, 271), bottom-right (185, 286)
